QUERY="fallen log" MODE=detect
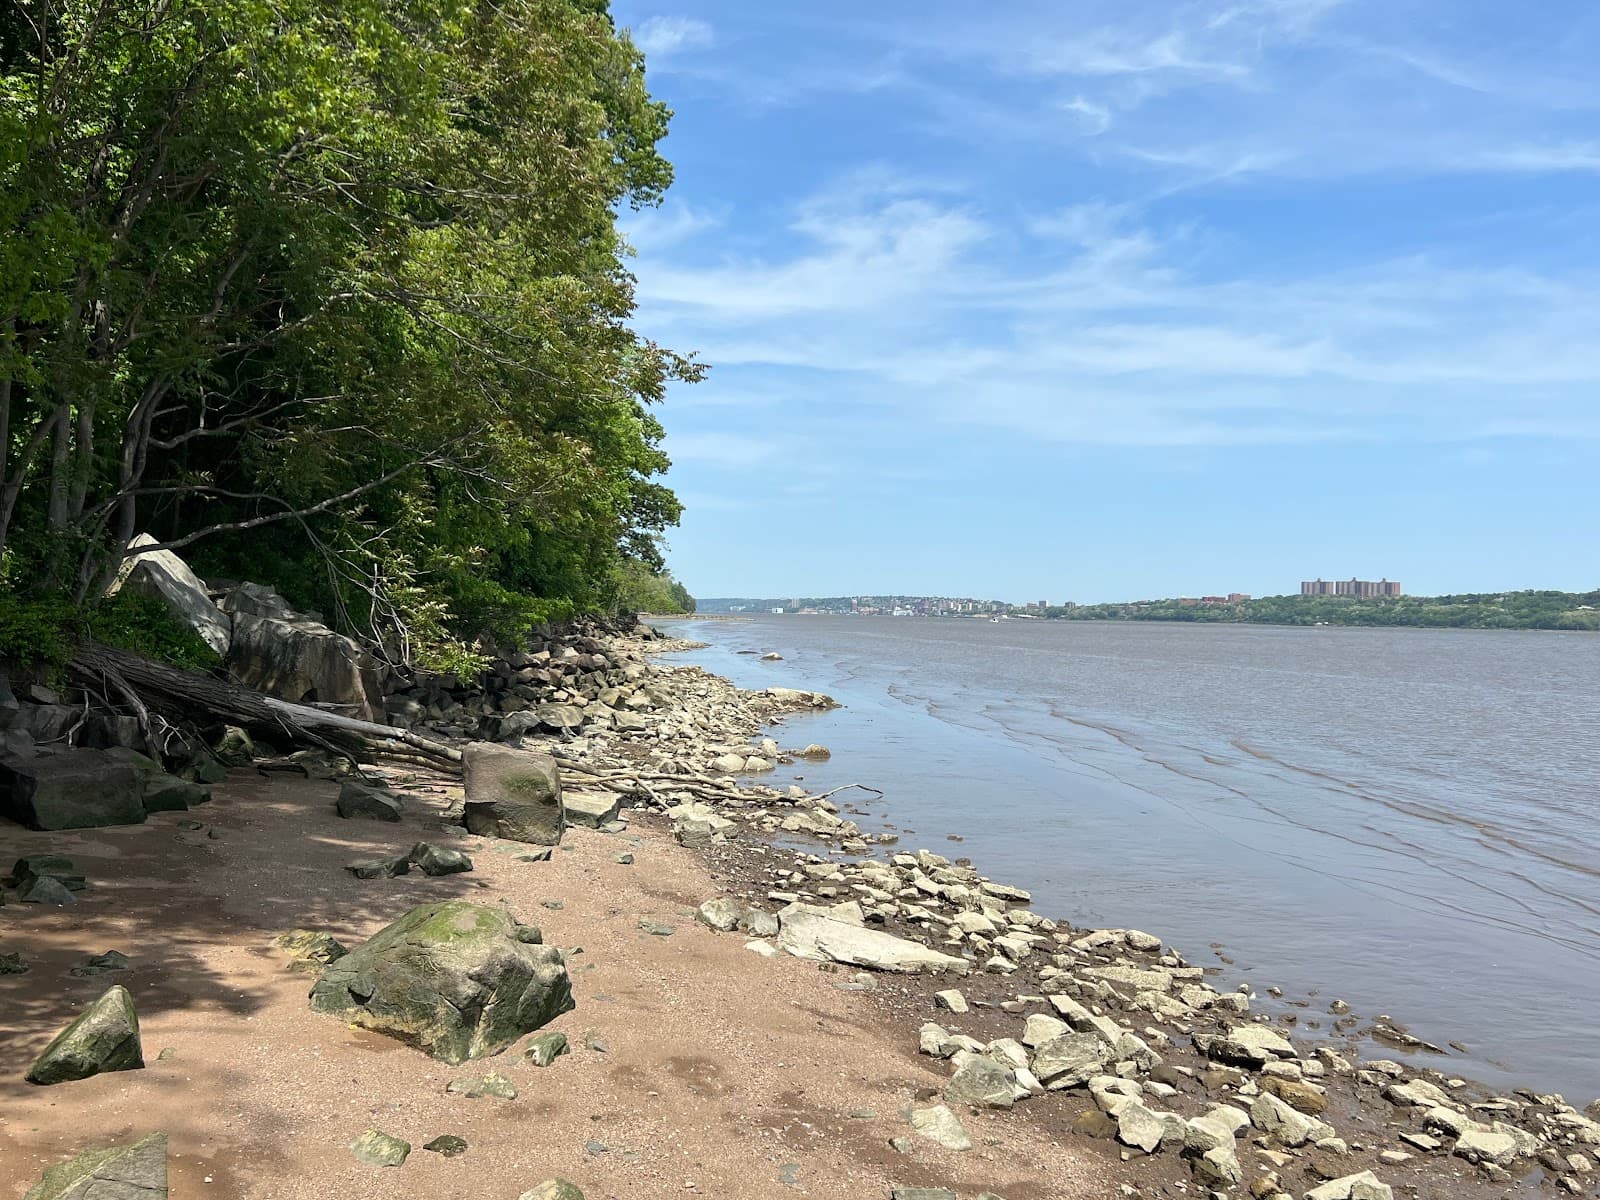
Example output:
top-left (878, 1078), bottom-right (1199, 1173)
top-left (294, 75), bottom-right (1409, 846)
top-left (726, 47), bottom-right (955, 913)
top-left (69, 642), bottom-right (462, 767)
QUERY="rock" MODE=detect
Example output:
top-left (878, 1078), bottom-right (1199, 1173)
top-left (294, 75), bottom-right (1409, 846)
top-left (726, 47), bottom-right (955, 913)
top-left (272, 930), bottom-right (348, 971)
top-left (446, 1071), bottom-right (517, 1100)
top-left (695, 897), bottom-right (745, 932)
top-left (891, 1189), bottom-right (956, 1200)
top-left (1116, 1101), bottom-right (1172, 1154)
top-left (212, 726), bottom-right (256, 766)
top-left (461, 742), bottom-right (564, 846)
top-left (1304, 1170), bottom-right (1394, 1200)
top-left (0, 749), bottom-right (145, 830)
top-left (218, 581), bottom-right (296, 620)
top-left (228, 609), bottom-right (384, 721)
top-left (19, 876), bottom-right (76, 905)
top-left (524, 1031), bottom-right (570, 1066)
top-left (347, 855), bottom-right (412, 880)
top-left (934, 988), bottom-right (969, 1014)
top-left (797, 744), bottom-right (831, 760)
top-left (1454, 1124), bottom-right (1534, 1167)
top-left (945, 1055), bottom-right (1018, 1109)
top-left (26, 985), bottom-right (144, 1085)
top-left (638, 919), bottom-right (674, 936)
top-left (1021, 1013), bottom-right (1069, 1046)
top-left (410, 842), bottom-right (473, 876)
top-left (760, 652), bottom-right (783, 661)
top-left (519, 1182), bottom-right (584, 1200)
top-left (1264, 1074), bottom-right (1330, 1114)
top-left (710, 753), bottom-right (746, 774)
top-left (1, 951), bottom-right (29, 974)
top-left (908, 1104), bottom-right (972, 1151)
top-left (349, 1129), bottom-right (410, 1167)
top-left (309, 900), bottom-right (574, 1063)
top-left (671, 801), bottom-right (733, 847)
top-left (775, 908), bottom-right (969, 975)
top-left (21, 1131), bottom-right (167, 1200)
top-left (11, 853), bottom-right (86, 890)
top-left (115, 534), bottom-right (232, 656)
top-left (1199, 1023), bottom-right (1296, 1067)
top-left (1031, 1032), bottom-right (1117, 1089)
top-left (563, 791), bottom-right (621, 829)
top-left (70, 951), bottom-right (131, 978)
top-left (1251, 1091), bottom-right (1333, 1147)
top-left (423, 1135), bottom-right (468, 1157)
top-left (336, 779), bottom-right (403, 821)
top-left (137, 771), bottom-right (210, 814)
top-left (1191, 1141), bottom-right (1244, 1186)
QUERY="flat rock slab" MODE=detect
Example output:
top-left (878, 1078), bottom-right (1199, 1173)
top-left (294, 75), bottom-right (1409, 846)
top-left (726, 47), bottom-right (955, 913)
top-left (27, 985), bottom-right (144, 1085)
top-left (462, 742), bottom-right (564, 846)
top-left (520, 1181), bottom-right (585, 1200)
top-left (22, 1131), bottom-right (167, 1200)
top-left (562, 791), bottom-right (621, 829)
top-left (309, 900), bottom-right (574, 1064)
top-left (776, 909), bottom-right (970, 976)
top-left (350, 1129), bottom-right (410, 1167)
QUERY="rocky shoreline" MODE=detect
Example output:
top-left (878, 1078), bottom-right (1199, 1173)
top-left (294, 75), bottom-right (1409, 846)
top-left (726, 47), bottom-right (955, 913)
top-left (2, 612), bottom-right (1597, 1199)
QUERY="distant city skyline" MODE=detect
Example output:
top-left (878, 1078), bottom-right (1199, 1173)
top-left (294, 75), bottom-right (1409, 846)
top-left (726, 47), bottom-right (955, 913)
top-left (615, 0), bottom-right (1599, 600)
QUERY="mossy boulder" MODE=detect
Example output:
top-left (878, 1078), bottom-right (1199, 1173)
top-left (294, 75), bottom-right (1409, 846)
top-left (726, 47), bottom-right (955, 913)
top-left (308, 900), bottom-right (574, 1064)
top-left (26, 985), bottom-right (144, 1085)
top-left (461, 742), bottom-right (564, 845)
top-left (23, 1131), bottom-right (166, 1199)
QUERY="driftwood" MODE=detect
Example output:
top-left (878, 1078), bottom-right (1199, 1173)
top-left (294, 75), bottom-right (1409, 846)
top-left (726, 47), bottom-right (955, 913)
top-left (69, 642), bottom-right (462, 767)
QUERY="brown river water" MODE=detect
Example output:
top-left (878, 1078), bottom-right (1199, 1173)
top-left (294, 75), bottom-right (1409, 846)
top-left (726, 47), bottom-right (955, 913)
top-left (667, 615), bottom-right (1600, 1104)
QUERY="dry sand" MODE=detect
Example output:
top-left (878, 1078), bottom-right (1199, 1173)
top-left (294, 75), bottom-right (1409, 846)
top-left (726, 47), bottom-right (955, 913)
top-left (0, 770), bottom-right (1113, 1199)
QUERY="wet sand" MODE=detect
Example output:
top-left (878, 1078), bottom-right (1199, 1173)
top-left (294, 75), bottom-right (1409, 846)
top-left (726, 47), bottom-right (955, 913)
top-left (0, 769), bottom-right (1109, 1199)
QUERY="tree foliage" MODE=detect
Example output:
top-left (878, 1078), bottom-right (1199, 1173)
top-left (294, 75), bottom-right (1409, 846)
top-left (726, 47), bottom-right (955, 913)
top-left (1047, 591), bottom-right (1600, 631)
top-left (1, 0), bottom-right (698, 666)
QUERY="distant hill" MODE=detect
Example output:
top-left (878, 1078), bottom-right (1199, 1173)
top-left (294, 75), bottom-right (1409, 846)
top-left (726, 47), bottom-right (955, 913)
top-left (1048, 591), bottom-right (1600, 631)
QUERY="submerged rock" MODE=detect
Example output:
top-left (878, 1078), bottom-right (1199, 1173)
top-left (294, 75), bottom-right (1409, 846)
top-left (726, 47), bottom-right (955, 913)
top-left (27, 986), bottom-right (144, 1085)
top-left (309, 900), bottom-right (574, 1063)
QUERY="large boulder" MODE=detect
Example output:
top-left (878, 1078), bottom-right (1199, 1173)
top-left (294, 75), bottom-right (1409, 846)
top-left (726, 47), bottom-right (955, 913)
top-left (775, 907), bottom-right (969, 975)
top-left (23, 1131), bottom-right (167, 1200)
top-left (308, 900), bottom-right (574, 1063)
top-left (0, 748), bottom-right (145, 830)
top-left (26, 986), bottom-right (145, 1084)
top-left (114, 534), bottom-right (231, 657)
top-left (226, 609), bottom-right (383, 722)
top-left (461, 743), bottom-right (564, 846)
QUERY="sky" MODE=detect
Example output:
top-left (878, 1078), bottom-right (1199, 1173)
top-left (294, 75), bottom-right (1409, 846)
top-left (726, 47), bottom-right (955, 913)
top-left (609, 0), bottom-right (1600, 603)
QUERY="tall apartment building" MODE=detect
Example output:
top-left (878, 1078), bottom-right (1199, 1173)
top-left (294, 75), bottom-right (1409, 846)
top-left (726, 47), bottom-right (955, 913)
top-left (1301, 578), bottom-right (1402, 598)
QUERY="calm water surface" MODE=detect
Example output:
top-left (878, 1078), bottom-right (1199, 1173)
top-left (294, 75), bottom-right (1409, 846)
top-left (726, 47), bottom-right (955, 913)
top-left (665, 615), bottom-right (1600, 1103)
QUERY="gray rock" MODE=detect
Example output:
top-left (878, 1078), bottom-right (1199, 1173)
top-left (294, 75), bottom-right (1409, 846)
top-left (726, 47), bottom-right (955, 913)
top-left (695, 897), bottom-right (745, 932)
top-left (1304, 1171), bottom-right (1395, 1200)
top-left (1198, 1023), bottom-right (1297, 1066)
top-left (70, 951), bottom-right (131, 978)
top-left (638, 920), bottom-right (675, 936)
top-left (1031, 1032), bottom-right (1117, 1089)
top-left (272, 929), bottom-right (348, 971)
top-left (423, 1135), bottom-right (467, 1157)
top-left (19, 876), bottom-right (77, 905)
top-left (116, 534), bottom-right (232, 656)
top-left (11, 854), bottom-right (86, 890)
top-left (523, 1030), bottom-right (570, 1066)
top-left (0, 951), bottom-right (29, 974)
top-left (218, 581), bottom-right (297, 620)
top-left (26, 985), bottom-right (144, 1084)
top-left (1115, 1101), bottom-right (1171, 1154)
top-left (775, 908), bottom-right (970, 975)
top-left (563, 791), bottom-right (621, 829)
top-left (0, 749), bottom-right (145, 830)
top-left (519, 1182), bottom-right (584, 1200)
top-left (15, 703), bottom-right (79, 743)
top-left (309, 900), bottom-right (574, 1063)
top-left (462, 742), bottom-right (565, 846)
top-left (908, 1104), bottom-right (972, 1151)
top-left (945, 1054), bottom-right (1018, 1109)
top-left (532, 704), bottom-right (585, 732)
top-left (336, 780), bottom-right (403, 821)
top-left (891, 1189), bottom-right (957, 1200)
top-left (349, 1129), bottom-right (410, 1167)
top-left (347, 855), bottom-right (411, 880)
top-left (410, 842), bottom-right (472, 876)
top-left (21, 1130), bottom-right (166, 1199)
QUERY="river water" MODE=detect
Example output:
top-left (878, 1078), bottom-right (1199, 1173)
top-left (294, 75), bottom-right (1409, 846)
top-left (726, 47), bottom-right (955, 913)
top-left (664, 615), bottom-right (1600, 1104)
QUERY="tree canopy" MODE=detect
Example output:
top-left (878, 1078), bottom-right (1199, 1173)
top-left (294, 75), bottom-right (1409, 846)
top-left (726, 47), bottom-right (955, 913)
top-left (1, 0), bottom-right (698, 667)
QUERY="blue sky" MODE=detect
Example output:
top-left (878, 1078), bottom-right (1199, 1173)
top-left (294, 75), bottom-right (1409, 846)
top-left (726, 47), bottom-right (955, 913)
top-left (610, 0), bottom-right (1600, 602)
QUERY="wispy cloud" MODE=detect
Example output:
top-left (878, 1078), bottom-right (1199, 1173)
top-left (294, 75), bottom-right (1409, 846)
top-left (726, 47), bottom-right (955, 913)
top-left (666, 432), bottom-right (782, 469)
top-left (632, 15), bottom-right (714, 59)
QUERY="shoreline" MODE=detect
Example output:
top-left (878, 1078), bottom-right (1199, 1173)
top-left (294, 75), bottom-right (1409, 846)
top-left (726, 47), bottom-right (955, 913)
top-left (2, 624), bottom-right (1595, 1199)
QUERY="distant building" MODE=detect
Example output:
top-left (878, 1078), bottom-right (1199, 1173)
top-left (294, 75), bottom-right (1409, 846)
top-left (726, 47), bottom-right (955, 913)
top-left (1301, 578), bottom-right (1402, 598)
top-left (1228, 593), bottom-right (1252, 603)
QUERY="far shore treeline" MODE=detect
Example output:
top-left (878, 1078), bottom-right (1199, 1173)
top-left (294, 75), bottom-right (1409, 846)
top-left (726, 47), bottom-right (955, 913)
top-left (696, 591), bottom-right (1600, 631)
top-left (0, 0), bottom-right (695, 677)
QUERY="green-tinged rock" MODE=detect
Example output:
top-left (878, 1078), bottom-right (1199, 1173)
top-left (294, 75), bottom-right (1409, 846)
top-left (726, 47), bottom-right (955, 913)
top-left (524, 1030), bottom-right (570, 1066)
top-left (140, 773), bottom-right (210, 814)
top-left (350, 1129), bottom-right (409, 1167)
top-left (1, 951), bottom-right (29, 974)
top-left (446, 1071), bottom-right (517, 1100)
top-left (26, 986), bottom-right (144, 1085)
top-left (423, 1135), bottom-right (467, 1157)
top-left (308, 900), bottom-right (574, 1063)
top-left (213, 726), bottom-right (255, 767)
top-left (347, 855), bottom-right (411, 880)
top-left (11, 854), bottom-right (84, 888)
top-left (638, 920), bottom-right (674, 937)
top-left (519, 1181), bottom-right (584, 1200)
top-left (907, 1104), bottom-right (972, 1151)
top-left (411, 842), bottom-right (473, 877)
top-left (0, 750), bottom-right (145, 831)
top-left (22, 1131), bottom-right (167, 1199)
top-left (891, 1189), bottom-right (957, 1200)
top-left (462, 742), bottom-right (564, 845)
top-left (272, 929), bottom-right (348, 972)
top-left (70, 951), bottom-right (131, 978)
